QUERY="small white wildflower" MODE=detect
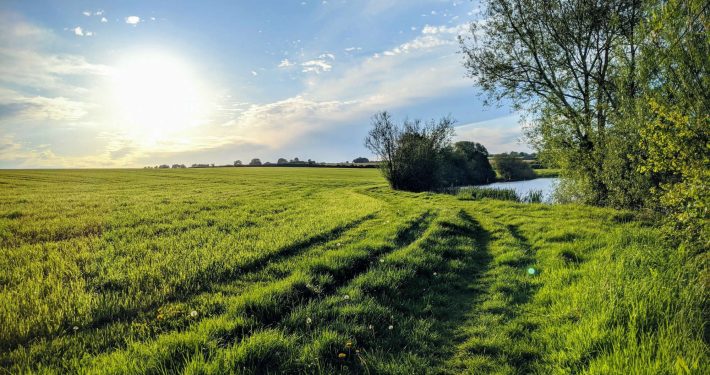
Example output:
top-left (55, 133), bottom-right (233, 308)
top-left (190, 310), bottom-right (198, 317)
top-left (433, 272), bottom-right (438, 276)
top-left (337, 242), bottom-right (342, 247)
top-left (388, 325), bottom-right (394, 330)
top-left (306, 317), bottom-right (312, 324)
top-left (343, 294), bottom-right (350, 300)
top-left (72, 326), bottom-right (79, 331)
top-left (379, 258), bottom-right (385, 263)
top-left (368, 324), bottom-right (373, 329)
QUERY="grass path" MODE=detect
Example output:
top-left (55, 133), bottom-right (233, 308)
top-left (445, 211), bottom-right (542, 374)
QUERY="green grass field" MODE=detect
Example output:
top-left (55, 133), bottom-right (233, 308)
top-left (0, 168), bottom-right (706, 374)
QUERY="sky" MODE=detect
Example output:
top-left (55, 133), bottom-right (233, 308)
top-left (0, 0), bottom-right (530, 168)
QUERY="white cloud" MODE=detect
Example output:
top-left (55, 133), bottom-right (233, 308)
top-left (100, 17), bottom-right (108, 23)
top-left (421, 24), bottom-right (467, 35)
top-left (125, 16), bottom-right (141, 25)
top-left (73, 26), bottom-right (84, 36)
top-left (0, 88), bottom-right (90, 121)
top-left (344, 47), bottom-right (362, 52)
top-left (318, 53), bottom-right (335, 60)
top-left (95, 10), bottom-right (104, 16)
top-left (301, 59), bottom-right (332, 74)
top-left (455, 114), bottom-right (532, 153)
top-left (82, 11), bottom-right (91, 17)
top-left (278, 58), bottom-right (294, 68)
top-left (251, 70), bottom-right (258, 76)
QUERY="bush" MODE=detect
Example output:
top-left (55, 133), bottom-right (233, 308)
top-left (493, 155), bottom-right (535, 181)
top-left (439, 142), bottom-right (496, 186)
top-left (365, 111), bottom-right (496, 192)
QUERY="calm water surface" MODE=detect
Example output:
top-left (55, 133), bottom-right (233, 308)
top-left (483, 178), bottom-right (559, 203)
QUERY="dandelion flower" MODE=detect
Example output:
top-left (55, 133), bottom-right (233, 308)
top-left (388, 325), bottom-right (394, 330)
top-left (345, 341), bottom-right (352, 348)
top-left (338, 352), bottom-right (347, 359)
top-left (306, 317), bottom-right (312, 324)
top-left (190, 310), bottom-right (198, 317)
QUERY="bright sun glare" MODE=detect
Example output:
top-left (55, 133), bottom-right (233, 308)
top-left (110, 52), bottom-right (208, 144)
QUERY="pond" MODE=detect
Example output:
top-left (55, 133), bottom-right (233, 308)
top-left (482, 178), bottom-right (559, 203)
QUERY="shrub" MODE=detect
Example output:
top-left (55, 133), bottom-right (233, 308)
top-left (365, 111), bottom-right (496, 192)
top-left (493, 155), bottom-right (535, 181)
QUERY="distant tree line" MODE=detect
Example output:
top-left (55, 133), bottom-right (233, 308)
top-left (146, 159), bottom-right (378, 170)
top-left (365, 111), bottom-right (496, 192)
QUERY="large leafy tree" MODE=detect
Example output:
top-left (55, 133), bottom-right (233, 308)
top-left (461, 0), bottom-right (644, 205)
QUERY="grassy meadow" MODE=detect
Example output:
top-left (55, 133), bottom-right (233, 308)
top-left (0, 168), bottom-right (706, 374)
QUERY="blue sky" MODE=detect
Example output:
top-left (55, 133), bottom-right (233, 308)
top-left (0, 0), bottom-right (529, 168)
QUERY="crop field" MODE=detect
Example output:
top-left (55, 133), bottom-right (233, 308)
top-left (0, 168), bottom-right (706, 374)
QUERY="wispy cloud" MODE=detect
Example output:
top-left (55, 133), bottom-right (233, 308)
top-left (301, 59), bottom-right (332, 74)
top-left (278, 58), bottom-right (294, 68)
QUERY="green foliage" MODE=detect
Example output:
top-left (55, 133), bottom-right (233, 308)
top-left (462, 0), bottom-right (643, 205)
top-left (492, 154), bottom-right (535, 181)
top-left (365, 112), bottom-right (497, 191)
top-left (0, 168), bottom-right (706, 373)
top-left (365, 111), bottom-right (455, 191)
top-left (634, 0), bottom-right (709, 251)
top-left (439, 141), bottom-right (497, 186)
top-left (463, 0), bottom-right (707, 250)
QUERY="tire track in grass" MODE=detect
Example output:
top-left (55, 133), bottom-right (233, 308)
top-left (239, 209), bottom-right (491, 373)
top-left (77, 209), bottom-right (436, 375)
top-left (1, 213), bottom-right (381, 372)
top-left (186, 208), bottom-right (442, 374)
top-left (445, 214), bottom-right (543, 374)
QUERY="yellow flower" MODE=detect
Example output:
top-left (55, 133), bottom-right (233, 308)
top-left (338, 352), bottom-right (347, 359)
top-left (345, 341), bottom-right (352, 349)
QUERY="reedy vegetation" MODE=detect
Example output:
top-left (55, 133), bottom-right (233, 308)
top-left (0, 168), bottom-right (705, 374)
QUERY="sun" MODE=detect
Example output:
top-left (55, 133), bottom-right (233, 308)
top-left (109, 51), bottom-right (209, 144)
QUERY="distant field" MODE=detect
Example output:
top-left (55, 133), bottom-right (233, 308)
top-left (532, 168), bottom-right (560, 178)
top-left (0, 168), bottom-right (705, 373)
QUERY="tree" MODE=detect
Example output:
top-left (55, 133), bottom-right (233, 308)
top-left (277, 158), bottom-right (288, 165)
top-left (635, 0), bottom-right (709, 249)
top-left (353, 157), bottom-right (369, 163)
top-left (440, 141), bottom-right (496, 186)
top-left (456, 142), bottom-right (497, 184)
top-left (365, 111), bottom-right (455, 191)
top-left (493, 154), bottom-right (535, 181)
top-left (233, 160), bottom-right (242, 166)
top-left (249, 158), bottom-right (262, 166)
top-left (461, 0), bottom-right (644, 205)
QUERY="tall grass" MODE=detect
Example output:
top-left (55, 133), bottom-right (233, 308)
top-left (455, 186), bottom-right (520, 201)
top-left (522, 189), bottom-right (543, 203)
